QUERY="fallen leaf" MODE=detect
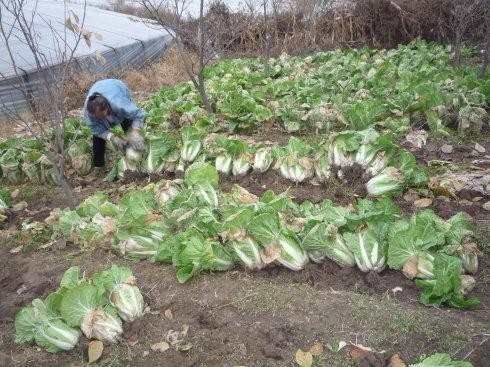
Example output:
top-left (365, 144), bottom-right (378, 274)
top-left (44, 208), bottom-right (61, 225)
top-left (327, 340), bottom-right (347, 353)
top-left (10, 245), bottom-right (23, 254)
top-left (151, 341), bottom-right (170, 353)
top-left (309, 341), bottom-right (324, 356)
top-left (474, 143), bottom-right (486, 153)
top-left (295, 349), bottom-right (313, 367)
top-left (11, 189), bottom-right (19, 199)
top-left (12, 201), bottom-right (28, 212)
top-left (392, 287), bottom-right (403, 294)
top-left (175, 342), bottom-right (193, 351)
top-left (413, 198), bottom-right (433, 208)
top-left (348, 344), bottom-right (373, 361)
top-left (388, 353), bottom-right (407, 367)
top-left (338, 341), bottom-right (347, 351)
top-left (164, 309), bottom-right (173, 320)
top-left (402, 190), bottom-right (419, 203)
top-left (88, 340), bottom-right (103, 363)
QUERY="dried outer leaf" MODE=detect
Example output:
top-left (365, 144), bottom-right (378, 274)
top-left (260, 244), bottom-right (281, 264)
top-left (295, 349), bottom-right (313, 367)
top-left (151, 341), bottom-right (170, 353)
top-left (388, 353), bottom-right (407, 367)
top-left (88, 340), bottom-right (103, 363)
top-left (309, 341), bottom-right (324, 356)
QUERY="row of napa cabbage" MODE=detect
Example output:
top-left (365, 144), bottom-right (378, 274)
top-left (0, 118), bottom-right (94, 184)
top-left (51, 162), bottom-right (480, 309)
top-left (15, 265), bottom-right (144, 353)
top-left (109, 127), bottom-right (427, 197)
top-left (146, 40), bottom-right (488, 134)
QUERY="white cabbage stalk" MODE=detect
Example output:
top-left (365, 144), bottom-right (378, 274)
top-left (460, 243), bottom-right (479, 275)
top-left (314, 153), bottom-right (331, 181)
top-left (345, 230), bottom-right (386, 273)
top-left (366, 167), bottom-right (403, 196)
top-left (196, 184), bottom-right (219, 208)
top-left (126, 147), bottom-right (142, 162)
top-left (117, 236), bottom-right (158, 259)
top-left (162, 151), bottom-right (181, 173)
top-left (181, 140), bottom-right (201, 162)
top-left (326, 234), bottom-right (356, 267)
top-left (110, 279), bottom-right (144, 322)
top-left (232, 155), bottom-right (251, 176)
top-left (231, 236), bottom-right (264, 270)
top-left (176, 159), bottom-right (186, 174)
top-left (355, 144), bottom-right (378, 167)
top-left (366, 151), bottom-right (387, 176)
top-left (276, 237), bottom-right (309, 271)
top-left (253, 147), bottom-right (273, 173)
top-left (215, 154), bottom-right (232, 175)
top-left (281, 157), bottom-right (313, 183)
top-left (36, 320), bottom-right (80, 351)
top-left (461, 253), bottom-right (478, 275)
top-left (81, 308), bottom-right (122, 344)
top-left (332, 145), bottom-right (353, 168)
top-left (460, 275), bottom-right (476, 295)
top-left (14, 299), bottom-right (80, 353)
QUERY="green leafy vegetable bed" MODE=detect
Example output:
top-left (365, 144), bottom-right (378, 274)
top-left (52, 163), bottom-right (481, 310)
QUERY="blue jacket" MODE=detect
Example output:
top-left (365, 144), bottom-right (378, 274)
top-left (83, 79), bottom-right (145, 139)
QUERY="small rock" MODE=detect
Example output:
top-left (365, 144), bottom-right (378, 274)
top-left (483, 201), bottom-right (490, 211)
top-left (474, 143), bottom-right (486, 153)
top-left (414, 198), bottom-right (433, 208)
top-left (403, 190), bottom-right (419, 202)
top-left (151, 341), bottom-right (170, 353)
top-left (12, 201), bottom-right (28, 212)
top-left (440, 144), bottom-right (453, 154)
top-left (164, 309), bottom-right (173, 320)
top-left (10, 245), bottom-right (23, 254)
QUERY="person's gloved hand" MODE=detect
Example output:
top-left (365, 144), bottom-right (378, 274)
top-left (108, 133), bottom-right (128, 152)
top-left (127, 128), bottom-right (145, 151)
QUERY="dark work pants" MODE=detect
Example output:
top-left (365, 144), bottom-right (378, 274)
top-left (93, 119), bottom-right (132, 167)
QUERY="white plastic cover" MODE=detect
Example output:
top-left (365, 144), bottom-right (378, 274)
top-left (0, 0), bottom-right (172, 114)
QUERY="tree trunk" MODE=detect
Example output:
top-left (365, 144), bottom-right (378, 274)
top-left (197, 71), bottom-right (212, 113)
top-left (479, 6), bottom-right (490, 78)
top-left (454, 32), bottom-right (462, 65)
top-left (197, 0), bottom-right (213, 113)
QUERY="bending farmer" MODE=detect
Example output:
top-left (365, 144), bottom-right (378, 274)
top-left (84, 79), bottom-right (146, 169)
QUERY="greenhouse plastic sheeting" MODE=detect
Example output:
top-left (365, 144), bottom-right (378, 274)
top-left (0, 0), bottom-right (173, 115)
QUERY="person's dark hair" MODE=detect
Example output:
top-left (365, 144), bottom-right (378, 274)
top-left (87, 93), bottom-right (111, 116)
